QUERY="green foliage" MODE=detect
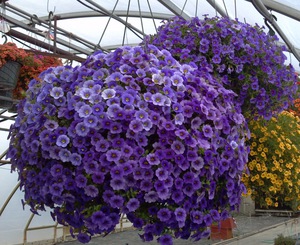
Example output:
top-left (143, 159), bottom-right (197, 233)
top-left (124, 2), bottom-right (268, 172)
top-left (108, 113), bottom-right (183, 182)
top-left (274, 234), bottom-right (295, 245)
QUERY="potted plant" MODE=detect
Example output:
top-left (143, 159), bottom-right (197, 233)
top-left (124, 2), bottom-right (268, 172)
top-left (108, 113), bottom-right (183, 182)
top-left (242, 111), bottom-right (300, 212)
top-left (0, 42), bottom-right (27, 109)
top-left (0, 42), bottom-right (27, 89)
top-left (210, 217), bottom-right (236, 240)
top-left (12, 53), bottom-right (62, 101)
top-left (146, 16), bottom-right (298, 121)
top-left (7, 45), bottom-right (250, 243)
top-left (0, 42), bottom-right (62, 110)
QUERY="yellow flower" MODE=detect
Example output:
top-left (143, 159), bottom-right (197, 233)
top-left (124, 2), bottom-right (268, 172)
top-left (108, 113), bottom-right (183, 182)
top-left (263, 148), bottom-right (268, 153)
top-left (265, 197), bottom-right (273, 206)
top-left (286, 143), bottom-right (291, 150)
top-left (251, 142), bottom-right (257, 147)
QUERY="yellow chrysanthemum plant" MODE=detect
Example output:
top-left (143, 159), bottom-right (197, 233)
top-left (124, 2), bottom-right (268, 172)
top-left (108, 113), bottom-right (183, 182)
top-left (242, 111), bottom-right (300, 211)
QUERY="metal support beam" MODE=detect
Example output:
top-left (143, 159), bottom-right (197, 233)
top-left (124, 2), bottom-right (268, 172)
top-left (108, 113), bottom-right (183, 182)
top-left (157, 0), bottom-right (190, 20)
top-left (8, 29), bottom-right (86, 62)
top-left (246, 0), bottom-right (300, 22)
top-left (84, 0), bottom-right (146, 38)
top-left (206, 0), bottom-right (230, 18)
top-left (250, 0), bottom-right (300, 63)
top-left (4, 2), bottom-right (106, 53)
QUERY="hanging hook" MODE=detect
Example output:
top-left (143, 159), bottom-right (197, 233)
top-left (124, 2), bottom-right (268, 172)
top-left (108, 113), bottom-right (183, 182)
top-left (47, 0), bottom-right (56, 15)
top-left (1, 34), bottom-right (7, 44)
top-left (264, 14), bottom-right (277, 36)
top-left (48, 11), bottom-right (54, 22)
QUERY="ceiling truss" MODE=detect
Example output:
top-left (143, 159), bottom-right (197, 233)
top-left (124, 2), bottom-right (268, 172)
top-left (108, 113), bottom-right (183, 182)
top-left (0, 0), bottom-right (299, 64)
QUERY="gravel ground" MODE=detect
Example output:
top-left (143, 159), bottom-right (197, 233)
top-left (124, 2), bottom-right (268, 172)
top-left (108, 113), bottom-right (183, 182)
top-left (58, 213), bottom-right (293, 245)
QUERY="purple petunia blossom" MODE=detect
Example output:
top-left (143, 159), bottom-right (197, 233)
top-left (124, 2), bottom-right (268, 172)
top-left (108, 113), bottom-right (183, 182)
top-left (146, 153), bottom-right (160, 166)
top-left (44, 119), bottom-right (58, 131)
top-left (78, 104), bottom-right (92, 118)
top-left (157, 208), bottom-right (172, 222)
top-left (75, 122), bottom-right (90, 136)
top-left (110, 178), bottom-right (126, 190)
top-left (58, 149), bottom-right (71, 162)
top-left (151, 93), bottom-right (166, 106)
top-left (50, 87), bottom-right (64, 99)
top-left (129, 119), bottom-right (143, 133)
top-left (83, 115), bottom-right (98, 128)
top-left (84, 185), bottom-right (99, 197)
top-left (202, 124), bottom-right (213, 138)
top-left (106, 149), bottom-right (121, 162)
top-left (144, 191), bottom-right (158, 203)
top-left (191, 210), bottom-right (203, 224)
top-left (77, 233), bottom-right (91, 243)
top-left (175, 207), bottom-right (187, 223)
top-left (70, 153), bottom-right (82, 166)
top-left (126, 198), bottom-right (140, 212)
top-left (56, 135), bottom-right (70, 147)
top-left (101, 88), bottom-right (116, 100)
top-left (155, 168), bottom-right (169, 181)
top-left (75, 174), bottom-right (87, 188)
top-left (171, 140), bottom-right (185, 155)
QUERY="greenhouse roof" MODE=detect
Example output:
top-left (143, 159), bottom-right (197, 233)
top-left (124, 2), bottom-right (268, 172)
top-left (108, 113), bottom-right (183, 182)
top-left (0, 0), bottom-right (300, 69)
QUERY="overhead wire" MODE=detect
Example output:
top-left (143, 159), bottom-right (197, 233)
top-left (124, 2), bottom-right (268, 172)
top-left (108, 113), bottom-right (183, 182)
top-left (97, 0), bottom-right (119, 47)
top-left (180, 0), bottom-right (188, 17)
top-left (146, 0), bottom-right (157, 33)
top-left (222, 0), bottom-right (229, 17)
top-left (122, 0), bottom-right (131, 46)
top-left (137, 0), bottom-right (145, 39)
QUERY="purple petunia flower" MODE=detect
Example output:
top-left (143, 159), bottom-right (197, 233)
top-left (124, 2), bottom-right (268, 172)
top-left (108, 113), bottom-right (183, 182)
top-left (110, 178), bottom-right (126, 190)
top-left (158, 234), bottom-right (173, 245)
top-left (101, 88), bottom-right (116, 100)
top-left (106, 149), bottom-right (121, 162)
top-left (56, 135), bottom-right (70, 147)
top-left (50, 87), bottom-right (64, 99)
top-left (44, 119), bottom-right (58, 131)
top-left (83, 115), bottom-right (98, 128)
top-left (171, 140), bottom-right (185, 155)
top-left (157, 208), bottom-right (172, 222)
top-left (126, 198), bottom-right (140, 212)
top-left (202, 124), bottom-right (213, 138)
top-left (75, 122), bottom-right (90, 136)
top-left (70, 153), bottom-right (82, 166)
top-left (155, 168), bottom-right (169, 181)
top-left (84, 185), bottom-right (99, 197)
top-left (75, 174), bottom-right (87, 188)
top-left (77, 233), bottom-right (91, 243)
top-left (175, 207), bottom-right (186, 223)
top-left (151, 93), bottom-right (166, 106)
top-left (144, 191), bottom-right (158, 203)
top-left (129, 119), bottom-right (143, 133)
top-left (78, 104), bottom-right (93, 118)
top-left (146, 153), bottom-right (160, 166)
top-left (58, 149), bottom-right (71, 162)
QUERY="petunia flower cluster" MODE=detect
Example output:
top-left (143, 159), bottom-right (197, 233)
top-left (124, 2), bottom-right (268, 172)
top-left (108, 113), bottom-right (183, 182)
top-left (7, 45), bottom-right (249, 244)
top-left (146, 16), bottom-right (298, 121)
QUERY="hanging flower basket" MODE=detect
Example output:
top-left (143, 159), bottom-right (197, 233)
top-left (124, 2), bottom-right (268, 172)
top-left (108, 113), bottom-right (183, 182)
top-left (0, 89), bottom-right (13, 109)
top-left (0, 61), bottom-right (22, 90)
top-left (7, 45), bottom-right (250, 244)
